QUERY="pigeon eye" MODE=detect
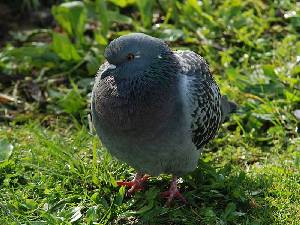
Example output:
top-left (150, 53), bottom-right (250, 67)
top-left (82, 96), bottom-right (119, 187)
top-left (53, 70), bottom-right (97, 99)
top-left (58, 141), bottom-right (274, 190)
top-left (127, 53), bottom-right (135, 61)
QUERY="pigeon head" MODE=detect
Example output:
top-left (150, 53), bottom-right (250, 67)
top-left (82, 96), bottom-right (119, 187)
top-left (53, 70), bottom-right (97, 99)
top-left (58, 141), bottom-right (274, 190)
top-left (101, 33), bottom-right (173, 79)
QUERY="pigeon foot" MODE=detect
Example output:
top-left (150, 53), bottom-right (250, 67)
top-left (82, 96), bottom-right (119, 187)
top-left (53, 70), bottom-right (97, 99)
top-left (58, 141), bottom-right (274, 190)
top-left (160, 176), bottom-right (187, 206)
top-left (117, 173), bottom-right (149, 196)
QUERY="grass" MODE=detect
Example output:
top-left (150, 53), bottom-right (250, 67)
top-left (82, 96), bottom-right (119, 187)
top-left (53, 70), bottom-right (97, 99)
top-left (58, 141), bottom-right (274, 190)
top-left (1, 0), bottom-right (300, 224)
top-left (1, 118), bottom-right (300, 224)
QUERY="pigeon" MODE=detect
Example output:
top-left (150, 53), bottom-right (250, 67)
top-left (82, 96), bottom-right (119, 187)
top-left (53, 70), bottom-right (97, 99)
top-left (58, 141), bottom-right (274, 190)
top-left (91, 33), bottom-right (236, 205)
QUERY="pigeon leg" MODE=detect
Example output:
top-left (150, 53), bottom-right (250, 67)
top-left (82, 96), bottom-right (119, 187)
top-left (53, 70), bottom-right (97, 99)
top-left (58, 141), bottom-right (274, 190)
top-left (117, 173), bottom-right (149, 196)
top-left (161, 176), bottom-right (187, 206)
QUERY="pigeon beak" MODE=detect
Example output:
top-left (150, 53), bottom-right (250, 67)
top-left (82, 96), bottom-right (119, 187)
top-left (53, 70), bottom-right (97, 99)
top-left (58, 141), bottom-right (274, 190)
top-left (101, 64), bottom-right (116, 79)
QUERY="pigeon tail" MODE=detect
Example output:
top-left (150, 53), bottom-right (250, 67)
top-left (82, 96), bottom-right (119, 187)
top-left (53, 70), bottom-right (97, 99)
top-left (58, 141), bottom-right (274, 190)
top-left (221, 95), bottom-right (237, 123)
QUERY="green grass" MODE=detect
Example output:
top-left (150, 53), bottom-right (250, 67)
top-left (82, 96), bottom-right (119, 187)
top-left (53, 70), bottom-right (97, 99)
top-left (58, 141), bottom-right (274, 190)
top-left (1, 0), bottom-right (300, 224)
top-left (1, 119), bottom-right (300, 224)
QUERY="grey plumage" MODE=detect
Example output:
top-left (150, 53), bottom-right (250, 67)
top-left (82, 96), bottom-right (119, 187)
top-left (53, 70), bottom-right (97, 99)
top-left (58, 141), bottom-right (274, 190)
top-left (175, 50), bottom-right (222, 149)
top-left (91, 33), bottom-right (235, 176)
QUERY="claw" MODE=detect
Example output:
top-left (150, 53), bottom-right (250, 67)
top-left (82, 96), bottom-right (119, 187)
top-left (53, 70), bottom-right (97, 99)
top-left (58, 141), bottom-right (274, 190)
top-left (160, 176), bottom-right (187, 206)
top-left (117, 173), bottom-right (149, 196)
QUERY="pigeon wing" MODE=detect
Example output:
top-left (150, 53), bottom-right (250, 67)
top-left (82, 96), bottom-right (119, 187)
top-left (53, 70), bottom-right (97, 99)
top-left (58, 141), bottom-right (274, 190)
top-left (175, 51), bottom-right (222, 150)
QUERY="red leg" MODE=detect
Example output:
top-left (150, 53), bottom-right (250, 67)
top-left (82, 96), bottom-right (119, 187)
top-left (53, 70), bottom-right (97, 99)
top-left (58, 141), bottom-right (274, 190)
top-left (161, 176), bottom-right (187, 206)
top-left (117, 173), bottom-right (149, 196)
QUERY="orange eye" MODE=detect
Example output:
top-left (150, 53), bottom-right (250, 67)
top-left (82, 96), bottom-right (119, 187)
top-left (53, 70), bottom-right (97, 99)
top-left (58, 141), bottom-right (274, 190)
top-left (127, 53), bottom-right (135, 61)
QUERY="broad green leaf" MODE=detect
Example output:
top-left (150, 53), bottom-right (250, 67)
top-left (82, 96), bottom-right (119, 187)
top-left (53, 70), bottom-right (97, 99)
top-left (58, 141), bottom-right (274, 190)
top-left (134, 188), bottom-right (158, 214)
top-left (107, 10), bottom-right (133, 24)
top-left (114, 186), bottom-right (125, 206)
top-left (4, 43), bottom-right (59, 68)
top-left (52, 1), bottom-right (87, 43)
top-left (25, 199), bottom-right (38, 209)
top-left (225, 67), bottom-right (239, 81)
top-left (108, 0), bottom-right (135, 8)
top-left (96, 0), bottom-right (109, 36)
top-left (284, 90), bottom-right (300, 103)
top-left (86, 206), bottom-right (99, 221)
top-left (0, 139), bottom-right (14, 162)
top-left (153, 26), bottom-right (184, 42)
top-left (95, 33), bottom-right (108, 46)
top-left (222, 202), bottom-right (237, 220)
top-left (262, 64), bottom-right (277, 78)
top-left (158, 0), bottom-right (179, 24)
top-left (291, 65), bottom-right (300, 75)
top-left (136, 0), bottom-right (155, 28)
top-left (57, 83), bottom-right (85, 115)
top-left (187, 0), bottom-right (217, 27)
top-left (220, 49), bottom-right (234, 67)
top-left (86, 55), bottom-right (100, 75)
top-left (52, 32), bottom-right (81, 61)
top-left (291, 15), bottom-right (300, 29)
top-left (187, 0), bottom-right (202, 13)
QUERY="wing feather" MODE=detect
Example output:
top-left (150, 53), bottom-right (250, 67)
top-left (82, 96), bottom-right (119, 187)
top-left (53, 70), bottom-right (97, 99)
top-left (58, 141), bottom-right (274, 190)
top-left (175, 51), bottom-right (222, 149)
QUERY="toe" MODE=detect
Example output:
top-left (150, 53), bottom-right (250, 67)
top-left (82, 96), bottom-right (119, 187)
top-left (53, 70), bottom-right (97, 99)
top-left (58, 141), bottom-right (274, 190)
top-left (117, 181), bottom-right (135, 187)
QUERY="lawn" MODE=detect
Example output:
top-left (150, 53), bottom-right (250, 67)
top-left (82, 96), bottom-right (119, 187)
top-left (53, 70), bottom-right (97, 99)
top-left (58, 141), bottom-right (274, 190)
top-left (1, 0), bottom-right (300, 224)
